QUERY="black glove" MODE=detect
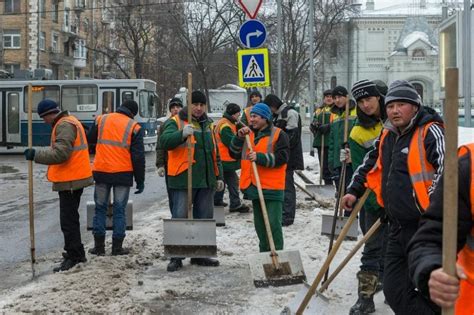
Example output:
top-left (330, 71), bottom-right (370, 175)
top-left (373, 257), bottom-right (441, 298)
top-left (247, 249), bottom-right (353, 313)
top-left (318, 123), bottom-right (331, 135)
top-left (24, 148), bottom-right (36, 161)
top-left (379, 209), bottom-right (389, 224)
top-left (134, 182), bottom-right (144, 194)
top-left (310, 122), bottom-right (320, 135)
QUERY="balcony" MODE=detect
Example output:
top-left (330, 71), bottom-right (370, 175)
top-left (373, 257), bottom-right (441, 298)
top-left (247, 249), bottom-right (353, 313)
top-left (74, 0), bottom-right (86, 12)
top-left (62, 24), bottom-right (78, 37)
top-left (48, 47), bottom-right (64, 65)
top-left (73, 57), bottom-right (87, 68)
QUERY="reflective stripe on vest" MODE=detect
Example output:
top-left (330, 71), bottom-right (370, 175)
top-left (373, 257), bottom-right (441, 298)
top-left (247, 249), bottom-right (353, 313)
top-left (167, 116), bottom-right (219, 177)
top-left (455, 144), bottom-right (474, 315)
top-left (214, 117), bottom-right (237, 162)
top-left (240, 127), bottom-right (287, 190)
top-left (92, 113), bottom-right (139, 173)
top-left (366, 122), bottom-right (438, 211)
top-left (47, 115), bottom-right (92, 183)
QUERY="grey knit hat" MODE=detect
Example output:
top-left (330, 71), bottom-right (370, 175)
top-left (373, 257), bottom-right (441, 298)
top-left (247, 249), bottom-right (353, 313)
top-left (385, 80), bottom-right (422, 107)
top-left (351, 79), bottom-right (380, 102)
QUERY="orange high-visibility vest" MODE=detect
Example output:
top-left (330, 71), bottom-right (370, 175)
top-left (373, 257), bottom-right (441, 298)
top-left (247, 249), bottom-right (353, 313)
top-left (167, 116), bottom-right (219, 177)
top-left (240, 127), bottom-right (287, 190)
top-left (454, 144), bottom-right (474, 315)
top-left (47, 115), bottom-right (92, 183)
top-left (92, 113), bottom-right (140, 173)
top-left (214, 117), bottom-right (237, 162)
top-left (366, 122), bottom-right (440, 211)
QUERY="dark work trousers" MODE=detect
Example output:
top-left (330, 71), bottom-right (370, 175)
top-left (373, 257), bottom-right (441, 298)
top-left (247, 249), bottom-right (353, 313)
top-left (360, 207), bottom-right (388, 280)
top-left (333, 164), bottom-right (353, 197)
top-left (165, 172), bottom-right (173, 214)
top-left (316, 146), bottom-right (333, 184)
top-left (58, 189), bottom-right (85, 260)
top-left (213, 170), bottom-right (242, 209)
top-left (283, 168), bottom-right (296, 225)
top-left (383, 223), bottom-right (440, 315)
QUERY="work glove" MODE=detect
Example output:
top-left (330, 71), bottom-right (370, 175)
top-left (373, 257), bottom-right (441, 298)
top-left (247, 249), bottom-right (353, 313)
top-left (339, 148), bottom-right (351, 163)
top-left (309, 122), bottom-right (320, 135)
top-left (157, 167), bottom-right (165, 177)
top-left (134, 182), bottom-right (144, 194)
top-left (216, 180), bottom-right (225, 192)
top-left (24, 148), bottom-right (36, 161)
top-left (182, 124), bottom-right (194, 139)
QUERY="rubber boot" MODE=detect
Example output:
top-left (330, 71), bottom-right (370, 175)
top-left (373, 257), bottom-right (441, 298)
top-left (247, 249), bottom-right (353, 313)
top-left (167, 258), bottom-right (183, 272)
top-left (88, 235), bottom-right (105, 256)
top-left (349, 270), bottom-right (378, 315)
top-left (111, 237), bottom-right (130, 256)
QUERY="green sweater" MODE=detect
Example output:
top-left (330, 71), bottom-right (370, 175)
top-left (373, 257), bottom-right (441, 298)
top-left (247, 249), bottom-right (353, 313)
top-left (327, 101), bottom-right (357, 171)
top-left (348, 119), bottom-right (383, 212)
top-left (159, 111), bottom-right (223, 190)
top-left (312, 104), bottom-right (332, 147)
top-left (216, 113), bottom-right (240, 172)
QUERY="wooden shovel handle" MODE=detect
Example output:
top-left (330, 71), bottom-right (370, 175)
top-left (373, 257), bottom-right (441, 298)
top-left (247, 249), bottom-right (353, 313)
top-left (296, 190), bottom-right (370, 315)
top-left (245, 134), bottom-right (280, 269)
top-left (320, 218), bottom-right (382, 292)
top-left (27, 84), bottom-right (36, 273)
top-left (319, 112), bottom-right (325, 186)
top-left (187, 73), bottom-right (193, 219)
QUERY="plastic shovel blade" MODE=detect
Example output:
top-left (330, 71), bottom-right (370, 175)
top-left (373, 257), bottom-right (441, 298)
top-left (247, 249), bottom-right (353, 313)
top-left (305, 184), bottom-right (335, 199)
top-left (281, 282), bottom-right (329, 314)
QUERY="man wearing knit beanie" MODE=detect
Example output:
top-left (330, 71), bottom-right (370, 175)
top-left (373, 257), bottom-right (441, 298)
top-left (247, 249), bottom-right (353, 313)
top-left (156, 97), bottom-right (184, 213)
top-left (229, 102), bottom-right (290, 252)
top-left (264, 94), bottom-right (303, 227)
top-left (213, 103), bottom-right (249, 213)
top-left (342, 79), bottom-right (445, 314)
top-left (346, 79), bottom-right (387, 315)
top-left (159, 89), bottom-right (224, 271)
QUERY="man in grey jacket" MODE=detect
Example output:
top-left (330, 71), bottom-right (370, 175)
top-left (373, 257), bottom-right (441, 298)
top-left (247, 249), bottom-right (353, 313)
top-left (24, 99), bottom-right (93, 272)
top-left (264, 94), bottom-right (304, 226)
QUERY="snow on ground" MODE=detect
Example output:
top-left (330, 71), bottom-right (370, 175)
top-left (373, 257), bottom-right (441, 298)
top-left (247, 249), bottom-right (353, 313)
top-left (2, 127), bottom-right (471, 313)
top-left (0, 153), bottom-right (394, 314)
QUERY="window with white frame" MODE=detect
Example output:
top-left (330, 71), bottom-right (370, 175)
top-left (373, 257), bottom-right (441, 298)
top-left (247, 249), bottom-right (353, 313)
top-left (39, 32), bottom-right (46, 50)
top-left (40, 0), bottom-right (46, 18)
top-left (74, 39), bottom-right (87, 59)
top-left (4, 0), bottom-right (20, 13)
top-left (3, 30), bottom-right (21, 49)
top-left (52, 33), bottom-right (59, 52)
top-left (52, 0), bottom-right (59, 22)
top-left (4, 64), bottom-right (20, 74)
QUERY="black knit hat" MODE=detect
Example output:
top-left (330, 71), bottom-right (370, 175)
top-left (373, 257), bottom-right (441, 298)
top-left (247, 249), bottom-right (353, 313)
top-left (351, 80), bottom-right (380, 102)
top-left (37, 99), bottom-right (60, 118)
top-left (263, 94), bottom-right (283, 109)
top-left (249, 90), bottom-right (262, 99)
top-left (332, 86), bottom-right (348, 97)
top-left (168, 97), bottom-right (183, 110)
top-left (323, 89), bottom-right (333, 97)
top-left (121, 100), bottom-right (138, 116)
top-left (385, 80), bottom-right (422, 107)
top-left (373, 80), bottom-right (388, 97)
top-left (225, 103), bottom-right (241, 115)
top-left (191, 91), bottom-right (207, 105)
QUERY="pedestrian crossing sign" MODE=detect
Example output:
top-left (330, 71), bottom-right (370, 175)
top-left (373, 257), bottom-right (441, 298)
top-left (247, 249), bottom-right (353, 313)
top-left (238, 48), bottom-right (270, 88)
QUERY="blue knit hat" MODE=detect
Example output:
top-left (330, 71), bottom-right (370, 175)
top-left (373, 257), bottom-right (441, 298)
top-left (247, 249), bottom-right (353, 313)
top-left (37, 99), bottom-right (60, 118)
top-left (250, 103), bottom-right (272, 121)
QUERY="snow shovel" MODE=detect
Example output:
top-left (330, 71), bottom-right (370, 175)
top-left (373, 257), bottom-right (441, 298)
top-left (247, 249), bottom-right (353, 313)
top-left (319, 218), bottom-right (382, 293)
top-left (295, 170), bottom-right (334, 199)
top-left (246, 134), bottom-right (306, 287)
top-left (27, 83), bottom-right (36, 277)
top-left (441, 68), bottom-right (459, 315)
top-left (285, 190), bottom-right (369, 315)
top-left (163, 73), bottom-right (217, 258)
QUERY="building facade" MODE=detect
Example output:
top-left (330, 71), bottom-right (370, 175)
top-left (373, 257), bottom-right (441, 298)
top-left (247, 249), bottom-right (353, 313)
top-left (0, 0), bottom-right (126, 80)
top-left (321, 0), bottom-right (443, 107)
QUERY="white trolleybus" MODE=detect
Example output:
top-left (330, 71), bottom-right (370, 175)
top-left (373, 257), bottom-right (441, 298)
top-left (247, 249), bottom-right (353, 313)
top-left (0, 79), bottom-right (159, 152)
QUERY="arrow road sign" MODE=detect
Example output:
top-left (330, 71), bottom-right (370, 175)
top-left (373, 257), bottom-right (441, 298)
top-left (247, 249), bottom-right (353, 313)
top-left (238, 0), bottom-right (263, 19)
top-left (239, 20), bottom-right (267, 49)
top-left (237, 48), bottom-right (270, 88)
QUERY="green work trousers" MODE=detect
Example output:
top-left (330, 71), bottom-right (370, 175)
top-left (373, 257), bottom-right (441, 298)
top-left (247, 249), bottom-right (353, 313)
top-left (252, 199), bottom-right (284, 252)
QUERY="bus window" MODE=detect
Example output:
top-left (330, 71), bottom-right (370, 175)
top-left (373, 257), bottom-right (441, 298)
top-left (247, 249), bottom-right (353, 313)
top-left (62, 85), bottom-right (98, 112)
top-left (102, 91), bottom-right (114, 114)
top-left (24, 85), bottom-right (60, 112)
top-left (122, 91), bottom-right (134, 103)
top-left (7, 92), bottom-right (20, 134)
top-left (139, 91), bottom-right (157, 118)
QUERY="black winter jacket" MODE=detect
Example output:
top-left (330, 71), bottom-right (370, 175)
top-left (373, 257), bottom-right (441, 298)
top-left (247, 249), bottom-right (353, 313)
top-left (87, 107), bottom-right (145, 187)
top-left (347, 107), bottom-right (445, 226)
top-left (408, 151), bottom-right (473, 299)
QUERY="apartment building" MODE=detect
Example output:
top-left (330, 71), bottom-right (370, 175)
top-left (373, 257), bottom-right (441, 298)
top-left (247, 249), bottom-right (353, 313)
top-left (0, 0), bottom-right (121, 80)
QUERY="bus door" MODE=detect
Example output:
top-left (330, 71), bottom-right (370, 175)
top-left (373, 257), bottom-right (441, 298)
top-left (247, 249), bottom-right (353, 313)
top-left (101, 90), bottom-right (115, 114)
top-left (0, 89), bottom-right (22, 144)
